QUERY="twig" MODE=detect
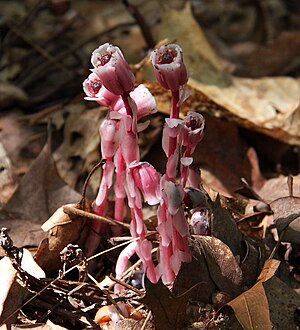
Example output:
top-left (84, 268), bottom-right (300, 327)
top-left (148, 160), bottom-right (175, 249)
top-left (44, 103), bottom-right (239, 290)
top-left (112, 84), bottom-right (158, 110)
top-left (87, 273), bottom-right (126, 318)
top-left (140, 310), bottom-right (152, 330)
top-left (7, 23), bottom-right (75, 79)
top-left (109, 275), bottom-right (143, 296)
top-left (122, 0), bottom-right (155, 49)
top-left (80, 160), bottom-right (106, 210)
top-left (63, 205), bottom-right (131, 230)
top-left (0, 237), bottom-right (142, 325)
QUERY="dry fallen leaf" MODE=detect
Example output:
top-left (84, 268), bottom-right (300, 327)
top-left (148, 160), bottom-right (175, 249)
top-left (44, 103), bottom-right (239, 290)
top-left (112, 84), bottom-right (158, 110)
top-left (0, 142), bottom-right (16, 204)
top-left (263, 275), bottom-right (300, 330)
top-left (0, 83), bottom-right (28, 109)
top-left (227, 259), bottom-right (281, 330)
top-left (271, 196), bottom-right (300, 244)
top-left (34, 204), bottom-right (87, 275)
top-left (209, 194), bottom-right (242, 256)
top-left (0, 249), bottom-right (45, 327)
top-left (173, 235), bottom-right (244, 304)
top-left (3, 141), bottom-right (81, 223)
top-left (140, 278), bottom-right (198, 330)
top-left (189, 76), bottom-right (300, 145)
top-left (54, 104), bottom-right (103, 192)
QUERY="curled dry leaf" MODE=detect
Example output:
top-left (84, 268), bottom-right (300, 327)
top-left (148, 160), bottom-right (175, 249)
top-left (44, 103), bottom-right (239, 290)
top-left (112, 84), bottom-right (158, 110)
top-left (240, 237), bottom-right (265, 288)
top-left (34, 204), bottom-right (87, 275)
top-left (194, 236), bottom-right (244, 297)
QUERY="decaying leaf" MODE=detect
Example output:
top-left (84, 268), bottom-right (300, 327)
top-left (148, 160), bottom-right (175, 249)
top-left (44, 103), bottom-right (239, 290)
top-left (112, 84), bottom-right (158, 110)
top-left (194, 236), bottom-right (244, 297)
top-left (140, 278), bottom-right (198, 330)
top-left (263, 276), bottom-right (300, 330)
top-left (209, 194), bottom-right (242, 256)
top-left (0, 142), bottom-right (16, 204)
top-left (0, 249), bottom-right (45, 327)
top-left (189, 76), bottom-right (300, 145)
top-left (270, 196), bottom-right (300, 244)
top-left (173, 235), bottom-right (244, 304)
top-left (227, 259), bottom-right (281, 330)
top-left (34, 204), bottom-right (87, 275)
top-left (240, 237), bottom-right (265, 288)
top-left (54, 104), bottom-right (103, 193)
top-left (3, 141), bottom-right (81, 223)
top-left (0, 140), bottom-right (82, 249)
top-left (0, 82), bottom-right (28, 109)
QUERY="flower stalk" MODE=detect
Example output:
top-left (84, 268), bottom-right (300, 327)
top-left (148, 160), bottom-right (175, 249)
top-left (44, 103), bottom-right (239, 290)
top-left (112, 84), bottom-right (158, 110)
top-left (83, 42), bottom-right (205, 287)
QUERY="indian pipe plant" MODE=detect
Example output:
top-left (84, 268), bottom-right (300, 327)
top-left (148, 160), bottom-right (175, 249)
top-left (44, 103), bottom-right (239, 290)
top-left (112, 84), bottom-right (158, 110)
top-left (83, 42), bottom-right (206, 289)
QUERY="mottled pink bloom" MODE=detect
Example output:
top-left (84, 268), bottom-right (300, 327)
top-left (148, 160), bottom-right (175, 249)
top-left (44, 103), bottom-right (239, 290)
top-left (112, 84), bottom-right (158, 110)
top-left (92, 43), bottom-right (135, 95)
top-left (113, 84), bottom-right (157, 119)
top-left (150, 44), bottom-right (188, 91)
top-left (83, 72), bottom-right (102, 98)
top-left (83, 72), bottom-right (120, 107)
top-left (180, 112), bottom-right (205, 151)
top-left (129, 161), bottom-right (161, 205)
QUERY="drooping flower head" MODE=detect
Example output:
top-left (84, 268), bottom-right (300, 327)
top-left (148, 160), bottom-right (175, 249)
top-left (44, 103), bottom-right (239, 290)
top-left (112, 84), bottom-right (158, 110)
top-left (91, 43), bottom-right (135, 95)
top-left (150, 44), bottom-right (188, 91)
top-left (113, 84), bottom-right (157, 119)
top-left (129, 161), bottom-right (161, 205)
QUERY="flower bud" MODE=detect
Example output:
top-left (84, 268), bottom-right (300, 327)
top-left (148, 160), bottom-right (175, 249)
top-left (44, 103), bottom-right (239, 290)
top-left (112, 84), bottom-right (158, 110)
top-left (91, 43), bottom-right (135, 95)
top-left (150, 44), bottom-right (188, 91)
top-left (189, 207), bottom-right (209, 235)
top-left (129, 161), bottom-right (161, 205)
top-left (180, 112), bottom-right (205, 151)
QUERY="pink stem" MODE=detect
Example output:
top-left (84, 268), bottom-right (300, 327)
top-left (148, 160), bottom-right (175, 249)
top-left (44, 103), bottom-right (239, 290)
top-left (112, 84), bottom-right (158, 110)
top-left (113, 150), bottom-right (126, 236)
top-left (180, 146), bottom-right (192, 187)
top-left (166, 91), bottom-right (180, 181)
top-left (121, 91), bottom-right (133, 117)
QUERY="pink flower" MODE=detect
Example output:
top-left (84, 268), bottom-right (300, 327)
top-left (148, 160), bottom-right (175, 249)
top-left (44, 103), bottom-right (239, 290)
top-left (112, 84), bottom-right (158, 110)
top-left (129, 161), bottom-right (161, 205)
top-left (113, 84), bottom-right (157, 119)
top-left (150, 44), bottom-right (188, 91)
top-left (91, 43), bottom-right (135, 95)
top-left (180, 112), bottom-right (205, 151)
top-left (83, 72), bottom-right (120, 107)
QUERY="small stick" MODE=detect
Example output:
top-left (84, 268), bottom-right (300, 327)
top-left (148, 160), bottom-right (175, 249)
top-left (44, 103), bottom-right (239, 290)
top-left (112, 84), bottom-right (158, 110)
top-left (141, 311), bottom-right (152, 330)
top-left (88, 273), bottom-right (126, 318)
top-left (287, 175), bottom-right (293, 197)
top-left (109, 275), bottom-right (143, 296)
top-left (63, 205), bottom-right (131, 230)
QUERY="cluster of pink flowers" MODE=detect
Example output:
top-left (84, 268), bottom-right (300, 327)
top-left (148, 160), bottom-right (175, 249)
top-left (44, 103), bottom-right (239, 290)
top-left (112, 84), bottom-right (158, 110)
top-left (83, 43), bottom-right (206, 288)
